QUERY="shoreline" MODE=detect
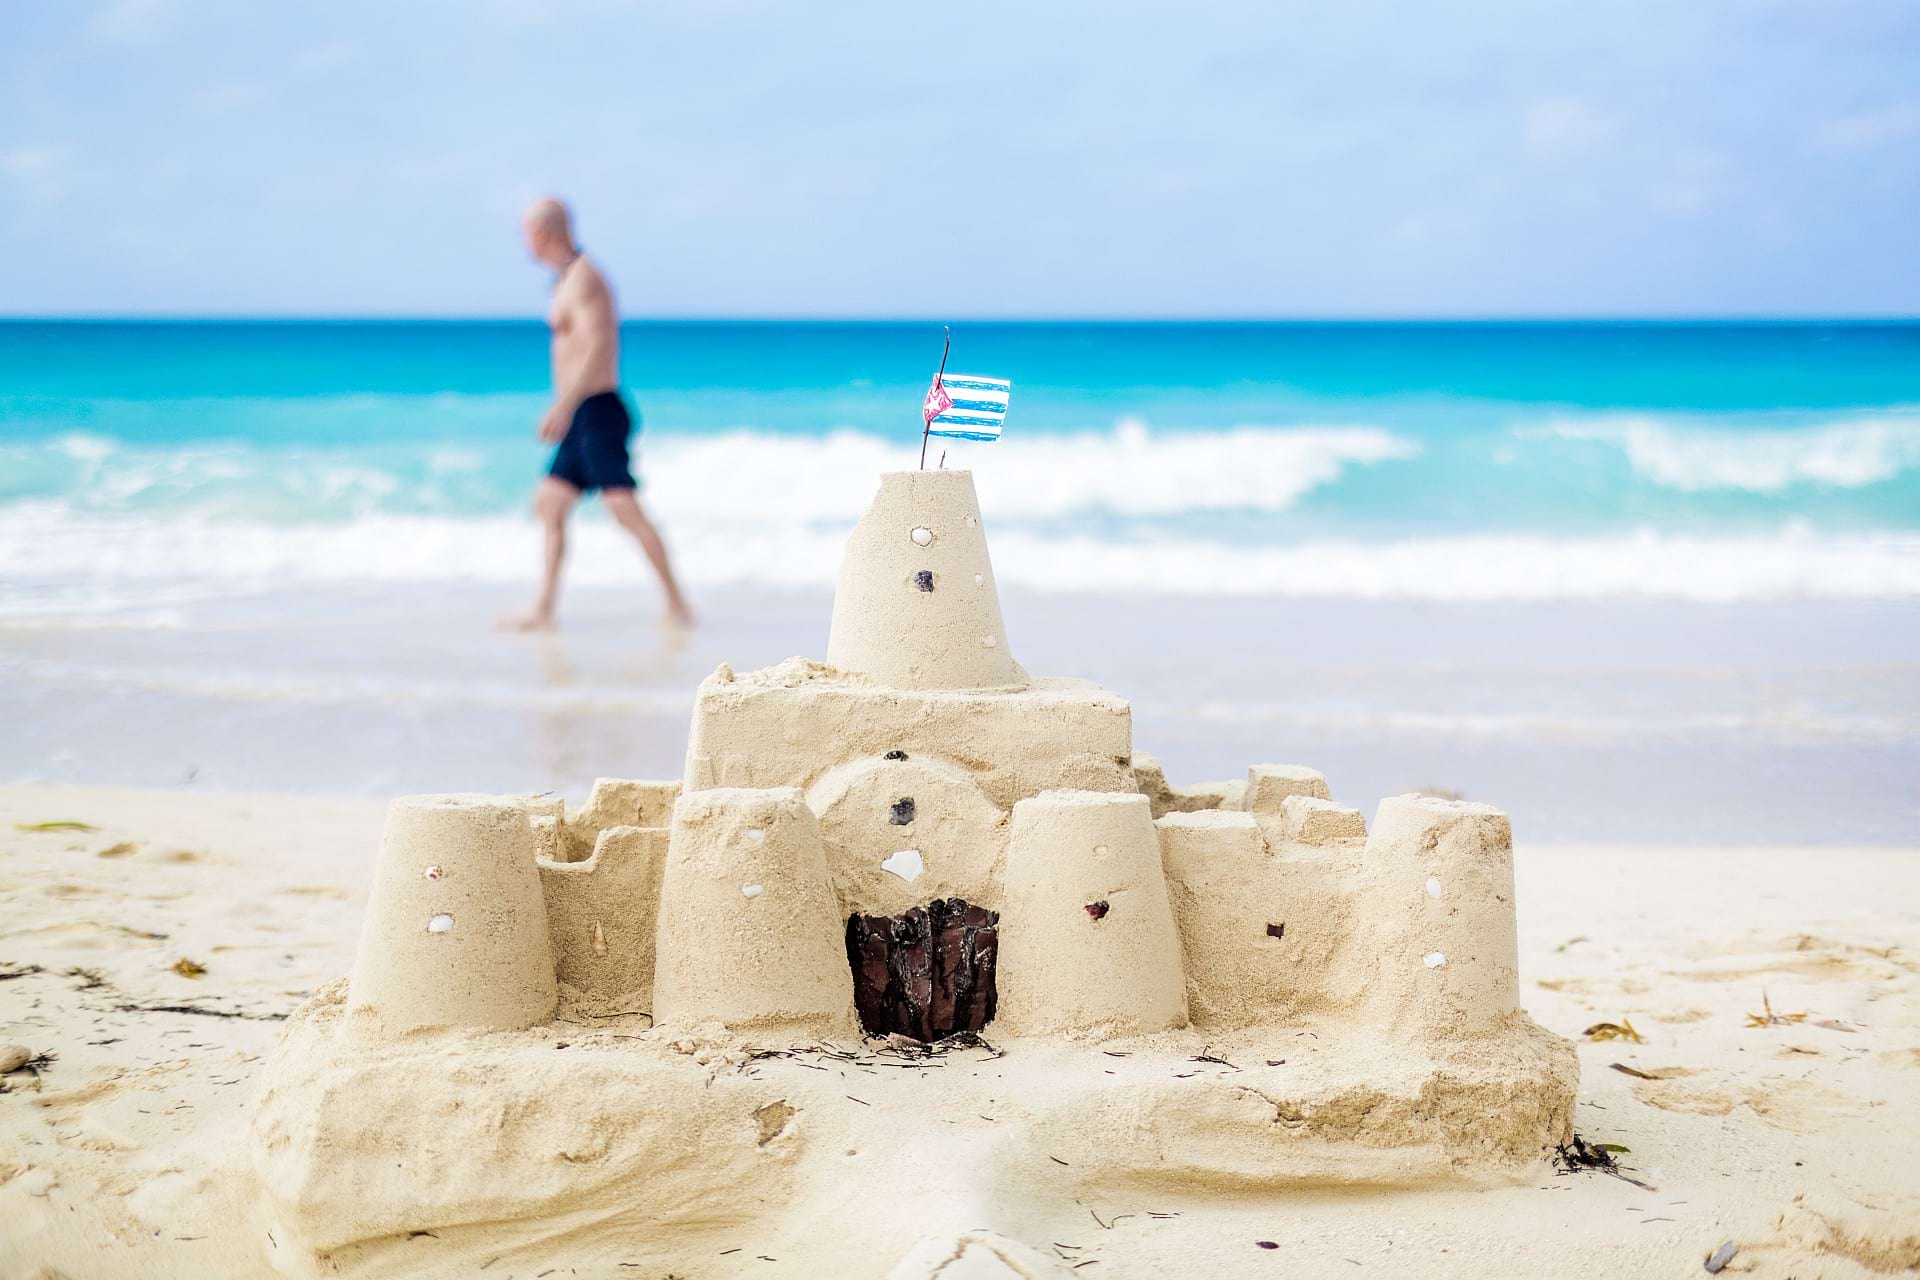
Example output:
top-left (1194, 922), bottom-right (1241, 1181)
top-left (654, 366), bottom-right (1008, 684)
top-left (4, 586), bottom-right (1915, 845)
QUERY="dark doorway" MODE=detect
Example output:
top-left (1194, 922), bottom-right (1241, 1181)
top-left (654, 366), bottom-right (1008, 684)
top-left (845, 898), bottom-right (999, 1042)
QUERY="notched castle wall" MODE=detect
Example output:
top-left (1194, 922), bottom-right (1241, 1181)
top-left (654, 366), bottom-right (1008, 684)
top-left (538, 824), bottom-right (668, 1002)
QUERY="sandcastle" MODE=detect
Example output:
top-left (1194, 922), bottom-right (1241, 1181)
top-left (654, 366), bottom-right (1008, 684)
top-left (251, 470), bottom-right (1577, 1277)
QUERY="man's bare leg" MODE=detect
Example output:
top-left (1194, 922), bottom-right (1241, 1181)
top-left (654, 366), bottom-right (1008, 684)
top-left (501, 477), bottom-right (580, 631)
top-left (601, 488), bottom-right (695, 626)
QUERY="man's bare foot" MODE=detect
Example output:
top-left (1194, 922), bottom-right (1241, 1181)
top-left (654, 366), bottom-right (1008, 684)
top-left (665, 600), bottom-right (696, 629)
top-left (499, 607), bottom-right (556, 632)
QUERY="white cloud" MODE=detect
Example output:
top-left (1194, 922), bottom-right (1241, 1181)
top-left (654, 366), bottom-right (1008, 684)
top-left (0, 145), bottom-right (74, 205)
top-left (88, 0), bottom-right (178, 44)
top-left (1812, 103), bottom-right (1920, 153)
top-left (191, 80), bottom-right (271, 112)
top-left (0, 145), bottom-right (63, 180)
top-left (1523, 97), bottom-right (1617, 156)
top-left (1643, 146), bottom-right (1731, 218)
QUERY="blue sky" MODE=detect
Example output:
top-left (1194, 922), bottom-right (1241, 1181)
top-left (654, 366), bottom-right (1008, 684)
top-left (1, 1), bottom-right (1916, 317)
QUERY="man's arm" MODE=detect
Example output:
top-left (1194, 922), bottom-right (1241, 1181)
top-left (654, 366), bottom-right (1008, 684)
top-left (538, 270), bottom-right (618, 442)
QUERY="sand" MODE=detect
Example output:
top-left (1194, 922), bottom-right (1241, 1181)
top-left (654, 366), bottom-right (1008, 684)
top-left (3, 782), bottom-right (1917, 1277)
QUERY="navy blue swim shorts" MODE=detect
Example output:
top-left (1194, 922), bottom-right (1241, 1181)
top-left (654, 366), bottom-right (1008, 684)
top-left (547, 391), bottom-right (639, 493)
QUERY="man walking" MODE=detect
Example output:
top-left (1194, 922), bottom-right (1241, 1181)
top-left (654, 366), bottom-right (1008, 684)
top-left (504, 198), bottom-right (693, 630)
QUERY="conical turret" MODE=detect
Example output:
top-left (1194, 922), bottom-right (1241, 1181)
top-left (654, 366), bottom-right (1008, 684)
top-left (346, 794), bottom-right (557, 1035)
top-left (826, 470), bottom-right (1028, 691)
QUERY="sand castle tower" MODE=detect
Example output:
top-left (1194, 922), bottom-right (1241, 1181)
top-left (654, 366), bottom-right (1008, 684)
top-left (827, 469), bottom-right (1028, 691)
top-left (1361, 794), bottom-right (1521, 1037)
top-left (652, 786), bottom-right (856, 1035)
top-left (346, 794), bottom-right (557, 1035)
top-left (995, 791), bottom-right (1189, 1035)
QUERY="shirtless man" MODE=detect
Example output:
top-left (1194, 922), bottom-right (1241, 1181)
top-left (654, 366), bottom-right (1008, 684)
top-left (504, 198), bottom-right (693, 630)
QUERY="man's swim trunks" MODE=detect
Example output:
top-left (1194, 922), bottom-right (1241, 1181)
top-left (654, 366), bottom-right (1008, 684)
top-left (547, 391), bottom-right (639, 492)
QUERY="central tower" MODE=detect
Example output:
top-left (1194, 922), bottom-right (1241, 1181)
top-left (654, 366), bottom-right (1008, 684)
top-left (826, 469), bottom-right (1028, 691)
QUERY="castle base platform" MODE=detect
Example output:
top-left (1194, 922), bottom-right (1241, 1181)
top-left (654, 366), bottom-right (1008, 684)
top-left (251, 981), bottom-right (1576, 1278)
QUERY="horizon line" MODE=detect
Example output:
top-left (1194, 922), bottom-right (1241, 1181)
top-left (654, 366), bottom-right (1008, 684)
top-left (3, 312), bottom-right (1918, 325)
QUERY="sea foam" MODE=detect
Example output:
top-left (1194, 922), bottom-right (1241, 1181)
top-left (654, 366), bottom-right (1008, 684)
top-left (1541, 412), bottom-right (1920, 492)
top-left (2, 504), bottom-right (1916, 606)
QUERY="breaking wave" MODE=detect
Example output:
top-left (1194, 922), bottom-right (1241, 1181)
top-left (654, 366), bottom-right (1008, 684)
top-left (2, 506), bottom-right (1916, 605)
top-left (1540, 412), bottom-right (1920, 492)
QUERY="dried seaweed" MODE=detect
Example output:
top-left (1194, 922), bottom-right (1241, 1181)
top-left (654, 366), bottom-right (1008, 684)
top-left (1583, 1019), bottom-right (1645, 1043)
top-left (9, 1050), bottom-right (57, 1078)
top-left (1552, 1133), bottom-right (1655, 1190)
top-left (114, 1001), bottom-right (285, 1021)
top-left (0, 964), bottom-right (46, 982)
top-left (15, 820), bottom-right (97, 832)
top-left (1745, 991), bottom-right (1807, 1028)
top-left (65, 966), bottom-right (111, 991)
top-left (171, 958), bottom-right (208, 979)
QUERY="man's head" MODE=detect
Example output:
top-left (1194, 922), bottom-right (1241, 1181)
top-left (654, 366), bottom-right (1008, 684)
top-left (522, 198), bottom-right (575, 267)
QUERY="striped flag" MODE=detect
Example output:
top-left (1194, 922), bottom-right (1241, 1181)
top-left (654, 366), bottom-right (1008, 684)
top-left (924, 373), bottom-right (1012, 442)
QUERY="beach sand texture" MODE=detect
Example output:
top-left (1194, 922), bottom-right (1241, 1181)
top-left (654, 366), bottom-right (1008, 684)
top-left (3, 784), bottom-right (1917, 1278)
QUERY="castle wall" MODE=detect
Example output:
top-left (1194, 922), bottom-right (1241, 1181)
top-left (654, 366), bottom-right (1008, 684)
top-left (346, 794), bottom-right (557, 1035)
top-left (995, 791), bottom-right (1188, 1036)
top-left (683, 660), bottom-right (1133, 812)
top-left (805, 753), bottom-right (1009, 916)
top-left (651, 787), bottom-right (856, 1037)
top-left (1241, 763), bottom-right (1331, 811)
top-left (538, 825), bottom-right (668, 1002)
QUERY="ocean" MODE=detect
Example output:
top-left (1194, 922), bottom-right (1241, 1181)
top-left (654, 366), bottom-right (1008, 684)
top-left (2, 319), bottom-right (1916, 841)
top-left (3, 319), bottom-right (1918, 606)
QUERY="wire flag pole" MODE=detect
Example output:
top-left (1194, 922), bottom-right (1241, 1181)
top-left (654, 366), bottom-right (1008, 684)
top-left (920, 326), bottom-right (952, 471)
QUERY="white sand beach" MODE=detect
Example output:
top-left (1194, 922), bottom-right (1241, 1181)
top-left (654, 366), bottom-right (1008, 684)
top-left (2, 782), bottom-right (1915, 1278)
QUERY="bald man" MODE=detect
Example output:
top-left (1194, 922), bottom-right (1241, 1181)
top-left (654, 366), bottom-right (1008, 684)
top-left (503, 199), bottom-right (694, 630)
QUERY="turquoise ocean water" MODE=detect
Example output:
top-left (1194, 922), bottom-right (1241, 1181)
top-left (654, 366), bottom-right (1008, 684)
top-left (1, 319), bottom-right (1918, 607)
top-left (2, 320), bottom-right (1916, 837)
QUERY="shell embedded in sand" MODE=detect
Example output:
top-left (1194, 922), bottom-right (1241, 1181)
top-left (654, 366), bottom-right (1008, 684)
top-left (427, 914), bottom-right (454, 933)
top-left (0, 1044), bottom-right (31, 1073)
top-left (880, 849), bottom-right (924, 882)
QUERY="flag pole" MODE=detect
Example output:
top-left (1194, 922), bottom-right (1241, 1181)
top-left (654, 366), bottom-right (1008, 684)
top-left (920, 326), bottom-right (952, 471)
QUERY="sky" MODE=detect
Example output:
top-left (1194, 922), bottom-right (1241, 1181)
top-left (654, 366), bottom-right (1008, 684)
top-left (1, 0), bottom-right (1916, 318)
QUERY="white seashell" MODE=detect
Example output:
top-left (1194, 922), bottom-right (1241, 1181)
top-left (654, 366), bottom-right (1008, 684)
top-left (880, 849), bottom-right (924, 882)
top-left (740, 883), bottom-right (764, 899)
top-left (427, 914), bottom-right (454, 933)
top-left (1423, 951), bottom-right (1446, 968)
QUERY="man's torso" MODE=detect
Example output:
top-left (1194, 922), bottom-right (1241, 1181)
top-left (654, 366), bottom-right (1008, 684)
top-left (548, 256), bottom-right (621, 401)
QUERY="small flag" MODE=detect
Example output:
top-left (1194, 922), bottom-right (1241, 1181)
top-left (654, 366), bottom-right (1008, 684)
top-left (924, 373), bottom-right (1011, 442)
